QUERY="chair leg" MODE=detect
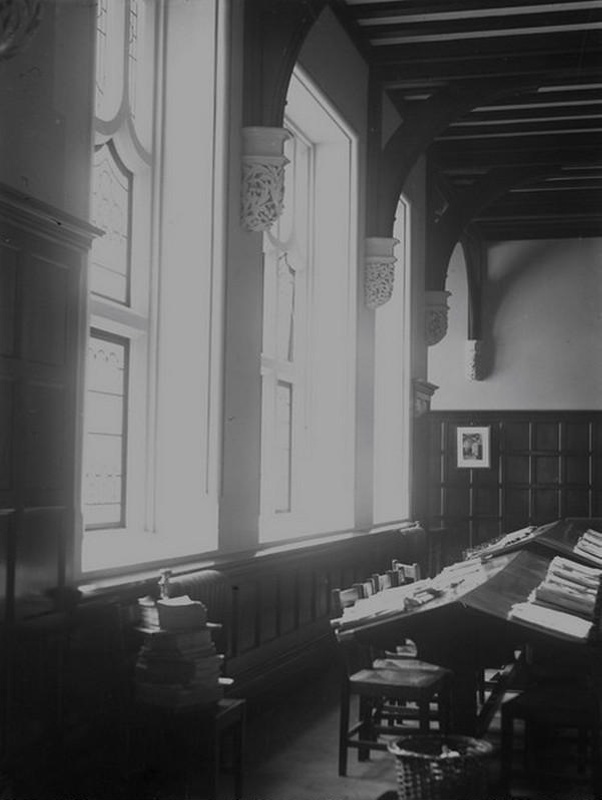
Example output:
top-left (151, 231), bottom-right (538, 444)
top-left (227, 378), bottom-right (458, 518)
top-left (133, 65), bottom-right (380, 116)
top-left (358, 695), bottom-right (373, 761)
top-left (338, 682), bottom-right (350, 776)
top-left (577, 725), bottom-right (588, 773)
top-left (418, 699), bottom-right (430, 734)
top-left (233, 714), bottom-right (244, 799)
top-left (590, 720), bottom-right (601, 796)
top-left (439, 686), bottom-right (451, 735)
top-left (500, 705), bottom-right (513, 797)
top-left (477, 669), bottom-right (486, 706)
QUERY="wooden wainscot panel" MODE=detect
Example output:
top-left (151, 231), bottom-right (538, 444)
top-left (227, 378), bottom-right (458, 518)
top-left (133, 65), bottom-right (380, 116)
top-left (0, 184), bottom-right (101, 605)
top-left (222, 526), bottom-right (426, 698)
top-left (428, 411), bottom-right (602, 562)
top-left (15, 509), bottom-right (64, 599)
top-left (0, 241), bottom-right (18, 357)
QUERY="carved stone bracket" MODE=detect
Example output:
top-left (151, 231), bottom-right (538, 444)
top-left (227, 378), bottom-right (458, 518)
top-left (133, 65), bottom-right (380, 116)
top-left (413, 379), bottom-right (438, 418)
top-left (364, 237), bottom-right (399, 309)
top-left (241, 126), bottom-right (291, 232)
top-left (425, 290), bottom-right (451, 346)
top-left (0, 0), bottom-right (42, 60)
top-left (465, 339), bottom-right (484, 381)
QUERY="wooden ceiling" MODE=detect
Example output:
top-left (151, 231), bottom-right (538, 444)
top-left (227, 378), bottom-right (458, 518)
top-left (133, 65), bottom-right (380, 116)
top-left (335, 0), bottom-right (602, 240)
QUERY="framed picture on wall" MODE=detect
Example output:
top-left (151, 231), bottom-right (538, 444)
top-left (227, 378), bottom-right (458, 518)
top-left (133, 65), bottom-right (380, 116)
top-left (457, 426), bottom-right (491, 469)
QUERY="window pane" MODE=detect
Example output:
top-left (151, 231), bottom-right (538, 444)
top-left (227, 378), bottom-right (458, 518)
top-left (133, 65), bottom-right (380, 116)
top-left (275, 381), bottom-right (293, 513)
top-left (90, 142), bottom-right (132, 304)
top-left (276, 254), bottom-right (295, 362)
top-left (373, 200), bottom-right (411, 524)
top-left (94, 0), bottom-right (125, 122)
top-left (84, 331), bottom-right (129, 529)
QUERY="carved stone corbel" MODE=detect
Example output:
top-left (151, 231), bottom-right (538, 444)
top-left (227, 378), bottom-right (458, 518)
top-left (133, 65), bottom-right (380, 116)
top-left (364, 236), bottom-right (399, 309)
top-left (425, 290), bottom-right (451, 346)
top-left (413, 379), bottom-right (438, 418)
top-left (0, 0), bottom-right (42, 59)
top-left (465, 339), bottom-right (484, 381)
top-left (241, 126), bottom-right (291, 232)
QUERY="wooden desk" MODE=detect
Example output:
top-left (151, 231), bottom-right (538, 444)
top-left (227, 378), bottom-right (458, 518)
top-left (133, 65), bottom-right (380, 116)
top-left (334, 523), bottom-right (602, 735)
top-left (133, 697), bottom-right (245, 800)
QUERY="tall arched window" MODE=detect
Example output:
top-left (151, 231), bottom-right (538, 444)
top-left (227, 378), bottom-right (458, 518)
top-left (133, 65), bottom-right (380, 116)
top-left (83, 0), bottom-right (226, 573)
top-left (373, 198), bottom-right (412, 525)
top-left (259, 67), bottom-right (358, 542)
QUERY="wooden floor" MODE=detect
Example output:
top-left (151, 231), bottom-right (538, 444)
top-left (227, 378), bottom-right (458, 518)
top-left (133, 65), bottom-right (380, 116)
top-left (237, 664), bottom-right (597, 800)
top-left (5, 661), bottom-right (596, 799)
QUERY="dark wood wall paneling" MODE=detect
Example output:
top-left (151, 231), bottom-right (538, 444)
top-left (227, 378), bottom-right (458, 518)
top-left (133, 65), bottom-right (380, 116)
top-left (427, 411), bottom-right (602, 557)
top-left (2, 527), bottom-right (426, 779)
top-left (223, 527), bottom-right (425, 695)
top-left (0, 186), bottom-right (99, 769)
top-left (0, 187), bottom-right (98, 615)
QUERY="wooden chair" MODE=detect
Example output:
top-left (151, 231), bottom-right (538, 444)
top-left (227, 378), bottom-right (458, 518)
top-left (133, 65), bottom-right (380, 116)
top-left (331, 572), bottom-right (451, 776)
top-left (333, 626), bottom-right (452, 776)
top-left (391, 559), bottom-right (421, 584)
top-left (369, 562), bottom-right (421, 661)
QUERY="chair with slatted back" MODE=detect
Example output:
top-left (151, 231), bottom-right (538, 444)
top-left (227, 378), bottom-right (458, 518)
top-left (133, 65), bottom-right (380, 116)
top-left (391, 559), bottom-right (421, 583)
top-left (332, 624), bottom-right (452, 776)
top-left (331, 581), bottom-right (452, 776)
top-left (369, 561), bottom-right (421, 661)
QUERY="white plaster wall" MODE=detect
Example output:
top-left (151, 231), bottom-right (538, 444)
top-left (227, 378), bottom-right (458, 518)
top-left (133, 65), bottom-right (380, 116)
top-left (429, 238), bottom-right (602, 410)
top-left (0, 2), bottom-right (95, 216)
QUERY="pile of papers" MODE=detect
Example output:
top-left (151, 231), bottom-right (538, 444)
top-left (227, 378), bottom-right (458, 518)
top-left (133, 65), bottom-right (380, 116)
top-left (574, 528), bottom-right (602, 565)
top-left (531, 556), bottom-right (601, 619)
top-left (508, 601), bottom-right (592, 642)
top-left (508, 555), bottom-right (602, 642)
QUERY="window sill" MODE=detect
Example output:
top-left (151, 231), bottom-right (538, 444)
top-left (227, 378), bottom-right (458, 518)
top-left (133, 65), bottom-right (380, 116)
top-left (3, 522), bottom-right (422, 625)
top-left (78, 520), bottom-right (421, 599)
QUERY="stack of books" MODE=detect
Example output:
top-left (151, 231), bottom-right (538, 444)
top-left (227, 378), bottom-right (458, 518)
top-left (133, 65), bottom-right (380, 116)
top-left (509, 556), bottom-right (602, 642)
top-left (530, 556), bottom-right (601, 619)
top-left (135, 594), bottom-right (224, 708)
top-left (574, 528), bottom-right (602, 565)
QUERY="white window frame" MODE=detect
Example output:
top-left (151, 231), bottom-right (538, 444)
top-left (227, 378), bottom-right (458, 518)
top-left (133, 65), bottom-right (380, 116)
top-left (259, 67), bottom-right (358, 543)
top-left (82, 0), bottom-right (227, 574)
top-left (373, 197), bottom-right (412, 526)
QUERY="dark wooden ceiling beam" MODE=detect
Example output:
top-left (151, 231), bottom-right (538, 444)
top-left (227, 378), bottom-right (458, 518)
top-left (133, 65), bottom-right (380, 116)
top-left (372, 30), bottom-right (602, 59)
top-left (376, 48), bottom-right (602, 82)
top-left (425, 164), bottom-right (557, 289)
top-left (509, 178), bottom-right (602, 189)
top-left (348, 0), bottom-right (602, 18)
top-left (339, 0), bottom-right (602, 243)
top-left (364, 9), bottom-right (602, 40)
top-left (439, 117), bottom-right (602, 138)
top-left (373, 80), bottom-right (511, 234)
top-left (478, 219), bottom-right (602, 239)
top-left (450, 102), bottom-right (602, 123)
top-left (478, 196), bottom-right (602, 215)
top-left (242, 0), bottom-right (328, 126)
top-left (430, 140), bottom-right (602, 169)
top-left (461, 228), bottom-right (486, 340)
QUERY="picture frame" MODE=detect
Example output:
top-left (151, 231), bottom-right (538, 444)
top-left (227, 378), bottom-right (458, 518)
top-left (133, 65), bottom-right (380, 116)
top-left (457, 425), bottom-right (491, 469)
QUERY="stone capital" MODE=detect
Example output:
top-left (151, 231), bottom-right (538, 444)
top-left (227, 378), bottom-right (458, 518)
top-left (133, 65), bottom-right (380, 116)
top-left (241, 127), bottom-right (291, 232)
top-left (425, 290), bottom-right (451, 346)
top-left (364, 237), bottom-right (399, 309)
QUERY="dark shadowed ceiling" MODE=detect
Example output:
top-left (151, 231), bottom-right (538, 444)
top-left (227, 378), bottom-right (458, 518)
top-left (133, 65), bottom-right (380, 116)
top-left (334, 0), bottom-right (602, 240)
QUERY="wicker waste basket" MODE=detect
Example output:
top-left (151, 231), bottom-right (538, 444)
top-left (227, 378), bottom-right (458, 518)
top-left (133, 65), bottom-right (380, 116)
top-left (388, 734), bottom-right (493, 800)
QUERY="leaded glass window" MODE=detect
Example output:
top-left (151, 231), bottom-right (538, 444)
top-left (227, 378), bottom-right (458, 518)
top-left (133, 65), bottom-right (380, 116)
top-left (84, 331), bottom-right (129, 528)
